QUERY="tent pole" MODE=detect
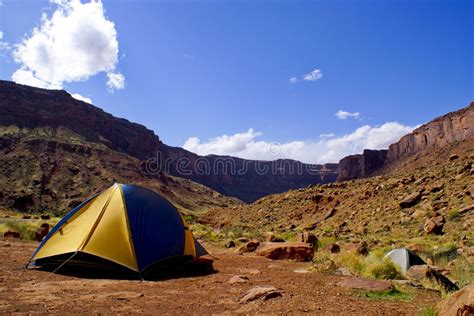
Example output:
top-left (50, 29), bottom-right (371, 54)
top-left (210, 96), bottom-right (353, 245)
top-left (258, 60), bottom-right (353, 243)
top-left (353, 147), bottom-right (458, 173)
top-left (52, 251), bottom-right (78, 274)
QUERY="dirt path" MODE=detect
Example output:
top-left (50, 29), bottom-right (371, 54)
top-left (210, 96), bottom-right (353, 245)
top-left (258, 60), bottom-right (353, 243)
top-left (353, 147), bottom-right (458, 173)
top-left (0, 238), bottom-right (439, 315)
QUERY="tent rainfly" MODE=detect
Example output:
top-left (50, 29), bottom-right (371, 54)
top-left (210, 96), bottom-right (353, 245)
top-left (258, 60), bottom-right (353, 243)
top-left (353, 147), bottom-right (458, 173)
top-left (27, 183), bottom-right (208, 278)
top-left (384, 248), bottom-right (425, 273)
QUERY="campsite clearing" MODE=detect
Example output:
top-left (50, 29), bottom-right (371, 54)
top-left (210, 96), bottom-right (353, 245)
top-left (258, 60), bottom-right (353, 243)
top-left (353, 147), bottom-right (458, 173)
top-left (1, 238), bottom-right (439, 314)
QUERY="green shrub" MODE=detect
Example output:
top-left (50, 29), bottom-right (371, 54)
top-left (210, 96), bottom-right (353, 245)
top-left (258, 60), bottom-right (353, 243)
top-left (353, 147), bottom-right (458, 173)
top-left (449, 257), bottom-right (474, 288)
top-left (365, 257), bottom-right (403, 280)
top-left (333, 248), bottom-right (403, 280)
top-left (277, 230), bottom-right (296, 241)
top-left (4, 220), bottom-right (37, 240)
top-left (223, 225), bottom-right (244, 239)
top-left (416, 306), bottom-right (438, 316)
top-left (318, 236), bottom-right (336, 249)
top-left (353, 288), bottom-right (412, 301)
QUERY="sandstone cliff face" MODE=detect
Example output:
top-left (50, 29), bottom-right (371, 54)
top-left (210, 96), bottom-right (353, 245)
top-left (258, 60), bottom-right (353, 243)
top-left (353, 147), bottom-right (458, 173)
top-left (0, 80), bottom-right (161, 160)
top-left (386, 103), bottom-right (474, 163)
top-left (337, 149), bottom-right (387, 181)
top-left (337, 102), bottom-right (474, 181)
top-left (0, 80), bottom-right (338, 203)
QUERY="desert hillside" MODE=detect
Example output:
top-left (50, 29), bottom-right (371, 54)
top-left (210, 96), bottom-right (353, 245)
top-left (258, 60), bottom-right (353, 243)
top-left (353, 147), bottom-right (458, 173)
top-left (0, 125), bottom-right (240, 216)
top-left (203, 138), bottom-right (473, 245)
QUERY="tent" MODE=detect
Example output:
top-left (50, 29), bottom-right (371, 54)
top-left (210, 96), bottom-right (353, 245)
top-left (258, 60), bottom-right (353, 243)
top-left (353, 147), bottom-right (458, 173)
top-left (384, 248), bottom-right (425, 273)
top-left (27, 183), bottom-right (208, 278)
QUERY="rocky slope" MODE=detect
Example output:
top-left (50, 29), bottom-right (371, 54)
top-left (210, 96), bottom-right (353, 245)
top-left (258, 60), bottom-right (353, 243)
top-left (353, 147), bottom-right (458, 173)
top-left (203, 138), bottom-right (474, 245)
top-left (0, 125), bottom-right (240, 215)
top-left (0, 80), bottom-right (338, 203)
top-left (337, 102), bottom-right (474, 181)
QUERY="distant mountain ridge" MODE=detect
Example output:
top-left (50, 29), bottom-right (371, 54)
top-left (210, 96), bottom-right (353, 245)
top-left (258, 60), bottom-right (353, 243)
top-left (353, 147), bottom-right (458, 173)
top-left (1, 80), bottom-right (471, 204)
top-left (0, 80), bottom-right (338, 203)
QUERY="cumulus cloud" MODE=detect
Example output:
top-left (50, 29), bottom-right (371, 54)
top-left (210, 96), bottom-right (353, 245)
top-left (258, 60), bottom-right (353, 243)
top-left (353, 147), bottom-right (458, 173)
top-left (289, 68), bottom-right (323, 83)
top-left (11, 0), bottom-right (124, 91)
top-left (71, 93), bottom-right (92, 104)
top-left (183, 123), bottom-right (417, 164)
top-left (106, 72), bottom-right (125, 91)
top-left (336, 110), bottom-right (361, 120)
top-left (303, 68), bottom-right (323, 81)
top-left (0, 31), bottom-right (10, 54)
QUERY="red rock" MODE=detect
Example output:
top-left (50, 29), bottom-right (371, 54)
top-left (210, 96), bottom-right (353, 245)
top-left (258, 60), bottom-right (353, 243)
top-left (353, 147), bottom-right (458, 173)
top-left (406, 265), bottom-right (458, 292)
top-left (40, 214), bottom-right (50, 220)
top-left (297, 232), bottom-right (318, 248)
top-left (256, 242), bottom-right (314, 261)
top-left (239, 286), bottom-right (282, 303)
top-left (344, 241), bottom-right (369, 256)
top-left (35, 223), bottom-right (50, 242)
top-left (437, 284), bottom-right (474, 316)
top-left (228, 275), bottom-right (249, 284)
top-left (3, 231), bottom-right (20, 239)
top-left (234, 240), bottom-right (260, 254)
top-left (449, 154), bottom-right (460, 161)
top-left (458, 204), bottom-right (474, 214)
top-left (327, 243), bottom-right (341, 254)
top-left (399, 192), bottom-right (422, 208)
top-left (225, 240), bottom-right (236, 248)
top-left (337, 277), bottom-right (394, 291)
top-left (324, 208), bottom-right (337, 220)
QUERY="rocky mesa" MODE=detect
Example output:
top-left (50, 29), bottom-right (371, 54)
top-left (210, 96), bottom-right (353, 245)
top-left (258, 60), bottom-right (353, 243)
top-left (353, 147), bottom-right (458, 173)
top-left (337, 102), bottom-right (474, 181)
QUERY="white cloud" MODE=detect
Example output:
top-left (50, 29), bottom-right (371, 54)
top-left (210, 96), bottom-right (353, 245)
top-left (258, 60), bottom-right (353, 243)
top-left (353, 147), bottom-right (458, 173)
top-left (0, 31), bottom-right (10, 53)
top-left (303, 68), bottom-right (323, 81)
top-left (336, 110), bottom-right (361, 120)
top-left (289, 68), bottom-right (323, 84)
top-left (106, 71), bottom-right (125, 91)
top-left (319, 133), bottom-right (335, 139)
top-left (71, 93), bottom-right (92, 104)
top-left (11, 0), bottom-right (124, 91)
top-left (183, 123), bottom-right (417, 164)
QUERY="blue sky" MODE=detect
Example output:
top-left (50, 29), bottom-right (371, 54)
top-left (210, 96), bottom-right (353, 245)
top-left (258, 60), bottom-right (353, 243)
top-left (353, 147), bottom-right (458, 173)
top-left (0, 0), bottom-right (472, 163)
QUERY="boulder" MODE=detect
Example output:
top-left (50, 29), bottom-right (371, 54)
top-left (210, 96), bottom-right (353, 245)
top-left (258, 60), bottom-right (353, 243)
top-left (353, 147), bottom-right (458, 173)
top-left (234, 240), bottom-right (260, 254)
top-left (225, 240), bottom-right (236, 248)
top-left (35, 223), bottom-right (50, 242)
top-left (405, 265), bottom-right (458, 293)
top-left (324, 208), bottom-right (337, 220)
top-left (448, 154), bottom-right (459, 161)
top-left (437, 284), bottom-right (474, 316)
top-left (337, 277), bottom-right (394, 291)
top-left (40, 213), bottom-right (51, 220)
top-left (237, 237), bottom-right (249, 243)
top-left (22, 215), bottom-right (31, 219)
top-left (239, 286), bottom-right (282, 303)
top-left (256, 242), bottom-right (314, 261)
top-left (344, 241), bottom-right (369, 256)
top-left (327, 243), bottom-right (341, 254)
top-left (228, 275), bottom-right (249, 284)
top-left (3, 231), bottom-right (20, 239)
top-left (458, 204), bottom-right (474, 214)
top-left (297, 232), bottom-right (318, 249)
top-left (424, 215), bottom-right (445, 235)
top-left (399, 192), bottom-right (421, 208)
top-left (265, 232), bottom-right (284, 242)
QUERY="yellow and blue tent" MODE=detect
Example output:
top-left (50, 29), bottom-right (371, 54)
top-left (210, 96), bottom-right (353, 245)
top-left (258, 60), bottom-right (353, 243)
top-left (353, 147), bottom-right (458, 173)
top-left (28, 183), bottom-right (208, 277)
